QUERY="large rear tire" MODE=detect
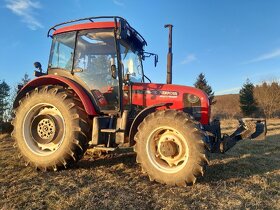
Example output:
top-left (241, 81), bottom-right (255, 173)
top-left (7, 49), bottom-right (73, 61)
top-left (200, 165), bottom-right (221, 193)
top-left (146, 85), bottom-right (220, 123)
top-left (134, 110), bottom-right (208, 186)
top-left (12, 85), bottom-right (90, 171)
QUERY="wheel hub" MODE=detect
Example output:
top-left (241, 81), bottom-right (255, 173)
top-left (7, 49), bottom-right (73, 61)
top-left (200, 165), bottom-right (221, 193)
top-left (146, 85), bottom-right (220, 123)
top-left (31, 114), bottom-right (57, 144)
top-left (159, 140), bottom-right (179, 157)
top-left (155, 131), bottom-right (187, 167)
top-left (37, 118), bottom-right (56, 140)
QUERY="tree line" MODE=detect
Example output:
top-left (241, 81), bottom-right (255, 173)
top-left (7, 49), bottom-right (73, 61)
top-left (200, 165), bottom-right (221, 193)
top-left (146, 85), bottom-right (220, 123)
top-left (240, 79), bottom-right (280, 118)
top-left (210, 79), bottom-right (280, 119)
top-left (188, 73), bottom-right (280, 119)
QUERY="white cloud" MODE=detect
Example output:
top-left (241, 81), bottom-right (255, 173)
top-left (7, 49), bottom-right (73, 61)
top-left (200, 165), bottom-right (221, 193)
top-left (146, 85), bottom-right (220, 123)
top-left (181, 54), bottom-right (197, 65)
top-left (6, 0), bottom-right (43, 30)
top-left (244, 49), bottom-right (280, 64)
top-left (216, 87), bottom-right (240, 95)
top-left (113, 0), bottom-right (125, 7)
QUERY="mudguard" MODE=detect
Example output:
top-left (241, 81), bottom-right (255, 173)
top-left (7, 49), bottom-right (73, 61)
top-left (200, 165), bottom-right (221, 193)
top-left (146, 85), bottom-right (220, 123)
top-left (128, 103), bottom-right (172, 146)
top-left (13, 75), bottom-right (97, 116)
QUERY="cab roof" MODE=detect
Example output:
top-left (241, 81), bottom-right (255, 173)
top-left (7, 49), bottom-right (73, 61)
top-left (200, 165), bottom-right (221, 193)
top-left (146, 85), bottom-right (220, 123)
top-left (47, 16), bottom-right (147, 46)
top-left (53, 22), bottom-right (116, 35)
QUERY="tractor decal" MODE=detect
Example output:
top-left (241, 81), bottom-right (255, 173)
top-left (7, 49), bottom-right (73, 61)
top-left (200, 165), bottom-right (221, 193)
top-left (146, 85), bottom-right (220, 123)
top-left (132, 89), bottom-right (179, 98)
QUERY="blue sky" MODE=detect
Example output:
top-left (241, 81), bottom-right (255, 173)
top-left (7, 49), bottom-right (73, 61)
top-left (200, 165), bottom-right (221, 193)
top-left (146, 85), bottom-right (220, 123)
top-left (1, 0), bottom-right (280, 95)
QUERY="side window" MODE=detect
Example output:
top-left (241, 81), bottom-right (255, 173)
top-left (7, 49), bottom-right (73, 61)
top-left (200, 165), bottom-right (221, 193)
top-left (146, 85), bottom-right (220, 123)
top-left (120, 44), bottom-right (143, 83)
top-left (50, 32), bottom-right (75, 70)
top-left (74, 29), bottom-right (118, 90)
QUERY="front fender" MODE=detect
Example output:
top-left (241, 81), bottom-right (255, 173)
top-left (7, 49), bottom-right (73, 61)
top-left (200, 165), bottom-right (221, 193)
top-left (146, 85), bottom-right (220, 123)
top-left (14, 75), bottom-right (97, 116)
top-left (128, 103), bottom-right (172, 146)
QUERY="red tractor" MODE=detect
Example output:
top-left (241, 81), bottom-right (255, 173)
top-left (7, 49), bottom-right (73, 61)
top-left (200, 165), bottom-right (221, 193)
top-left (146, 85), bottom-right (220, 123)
top-left (12, 16), bottom-right (266, 186)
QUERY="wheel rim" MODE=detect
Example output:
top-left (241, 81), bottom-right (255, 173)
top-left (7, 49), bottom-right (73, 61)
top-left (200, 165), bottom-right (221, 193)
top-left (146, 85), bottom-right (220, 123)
top-left (22, 103), bottom-right (66, 156)
top-left (146, 126), bottom-right (189, 174)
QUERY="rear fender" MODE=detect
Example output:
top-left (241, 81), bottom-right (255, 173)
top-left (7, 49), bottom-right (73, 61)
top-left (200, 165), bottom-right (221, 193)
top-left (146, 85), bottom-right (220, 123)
top-left (13, 75), bottom-right (97, 116)
top-left (128, 103), bottom-right (172, 146)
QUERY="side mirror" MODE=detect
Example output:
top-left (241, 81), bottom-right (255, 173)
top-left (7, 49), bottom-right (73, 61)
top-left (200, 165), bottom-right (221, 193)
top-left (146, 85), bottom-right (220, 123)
top-left (124, 73), bottom-right (130, 83)
top-left (111, 65), bottom-right (117, 79)
top-left (34, 62), bottom-right (42, 72)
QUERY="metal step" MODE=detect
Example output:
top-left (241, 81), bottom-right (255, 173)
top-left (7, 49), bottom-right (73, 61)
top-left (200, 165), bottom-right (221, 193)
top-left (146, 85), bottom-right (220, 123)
top-left (100, 128), bottom-right (119, 133)
top-left (88, 146), bottom-right (116, 152)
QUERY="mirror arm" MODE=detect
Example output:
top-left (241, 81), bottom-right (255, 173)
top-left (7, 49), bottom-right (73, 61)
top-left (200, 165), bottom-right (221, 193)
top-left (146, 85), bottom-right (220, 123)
top-left (144, 75), bottom-right (151, 83)
top-left (143, 52), bottom-right (158, 67)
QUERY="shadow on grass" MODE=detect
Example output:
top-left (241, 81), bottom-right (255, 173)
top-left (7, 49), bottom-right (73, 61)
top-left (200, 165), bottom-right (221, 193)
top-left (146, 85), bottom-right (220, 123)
top-left (2, 133), bottom-right (279, 186)
top-left (76, 134), bottom-right (280, 184)
top-left (77, 152), bottom-right (137, 170)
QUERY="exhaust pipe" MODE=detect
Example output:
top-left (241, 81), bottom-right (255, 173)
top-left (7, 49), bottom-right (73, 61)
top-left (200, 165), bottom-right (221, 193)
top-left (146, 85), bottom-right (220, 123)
top-left (165, 24), bottom-right (173, 84)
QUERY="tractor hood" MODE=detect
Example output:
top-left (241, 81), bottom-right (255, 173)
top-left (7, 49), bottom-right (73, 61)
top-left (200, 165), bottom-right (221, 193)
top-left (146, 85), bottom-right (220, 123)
top-left (131, 83), bottom-right (210, 125)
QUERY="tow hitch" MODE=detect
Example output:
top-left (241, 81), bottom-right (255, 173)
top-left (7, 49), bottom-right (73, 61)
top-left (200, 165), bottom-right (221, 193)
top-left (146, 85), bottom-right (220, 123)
top-left (219, 118), bottom-right (267, 153)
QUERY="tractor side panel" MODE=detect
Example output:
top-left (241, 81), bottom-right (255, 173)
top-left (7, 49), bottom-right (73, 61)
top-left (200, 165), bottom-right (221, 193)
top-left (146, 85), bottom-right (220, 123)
top-left (131, 83), bottom-right (210, 125)
top-left (14, 75), bottom-right (97, 116)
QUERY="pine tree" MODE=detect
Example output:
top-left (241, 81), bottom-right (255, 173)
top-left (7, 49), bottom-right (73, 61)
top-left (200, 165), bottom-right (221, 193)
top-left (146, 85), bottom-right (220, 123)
top-left (0, 80), bottom-right (10, 122)
top-left (8, 73), bottom-right (32, 119)
top-left (20, 73), bottom-right (31, 86)
top-left (194, 73), bottom-right (215, 105)
top-left (239, 79), bottom-right (257, 117)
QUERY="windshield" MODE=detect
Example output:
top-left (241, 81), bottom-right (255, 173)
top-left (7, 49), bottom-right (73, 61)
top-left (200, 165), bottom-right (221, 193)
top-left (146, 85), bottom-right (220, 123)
top-left (120, 42), bottom-right (143, 83)
top-left (49, 32), bottom-right (76, 70)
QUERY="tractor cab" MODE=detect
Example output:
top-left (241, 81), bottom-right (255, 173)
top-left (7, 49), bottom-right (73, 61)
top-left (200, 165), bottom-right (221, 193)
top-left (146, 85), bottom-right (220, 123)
top-left (46, 17), bottom-right (147, 112)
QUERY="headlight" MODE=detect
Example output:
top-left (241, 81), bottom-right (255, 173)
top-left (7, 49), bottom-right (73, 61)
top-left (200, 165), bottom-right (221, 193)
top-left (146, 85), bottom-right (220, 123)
top-left (187, 94), bottom-right (199, 104)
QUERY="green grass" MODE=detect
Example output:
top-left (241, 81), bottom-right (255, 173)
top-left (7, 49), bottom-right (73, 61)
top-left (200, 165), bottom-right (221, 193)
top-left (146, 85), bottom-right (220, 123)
top-left (0, 123), bottom-right (280, 209)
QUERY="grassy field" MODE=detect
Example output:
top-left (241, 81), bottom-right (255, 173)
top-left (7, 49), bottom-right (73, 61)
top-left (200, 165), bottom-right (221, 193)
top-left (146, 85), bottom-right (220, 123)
top-left (0, 120), bottom-right (280, 209)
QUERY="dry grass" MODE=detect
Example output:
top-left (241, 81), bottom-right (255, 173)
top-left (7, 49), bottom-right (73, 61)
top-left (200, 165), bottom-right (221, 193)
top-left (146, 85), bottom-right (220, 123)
top-left (0, 120), bottom-right (280, 209)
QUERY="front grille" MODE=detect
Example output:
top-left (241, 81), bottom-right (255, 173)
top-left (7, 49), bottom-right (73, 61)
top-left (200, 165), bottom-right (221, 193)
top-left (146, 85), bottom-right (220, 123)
top-left (183, 93), bottom-right (201, 121)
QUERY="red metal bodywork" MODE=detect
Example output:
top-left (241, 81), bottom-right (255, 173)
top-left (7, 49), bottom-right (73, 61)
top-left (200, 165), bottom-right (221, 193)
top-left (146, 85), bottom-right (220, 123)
top-left (19, 74), bottom-right (209, 124)
top-left (17, 75), bottom-right (97, 116)
top-left (131, 83), bottom-right (210, 125)
top-left (53, 22), bottom-right (116, 35)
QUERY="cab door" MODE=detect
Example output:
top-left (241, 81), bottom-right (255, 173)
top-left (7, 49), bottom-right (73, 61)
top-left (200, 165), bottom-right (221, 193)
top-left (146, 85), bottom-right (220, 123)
top-left (73, 28), bottom-right (120, 111)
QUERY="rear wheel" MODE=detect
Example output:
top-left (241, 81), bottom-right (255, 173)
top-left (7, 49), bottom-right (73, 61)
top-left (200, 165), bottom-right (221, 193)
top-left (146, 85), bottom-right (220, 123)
top-left (134, 110), bottom-right (208, 186)
top-left (12, 85), bottom-right (90, 171)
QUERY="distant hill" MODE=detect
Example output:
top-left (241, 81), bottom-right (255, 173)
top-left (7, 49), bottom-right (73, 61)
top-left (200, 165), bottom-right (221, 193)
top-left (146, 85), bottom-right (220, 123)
top-left (211, 94), bottom-right (241, 119)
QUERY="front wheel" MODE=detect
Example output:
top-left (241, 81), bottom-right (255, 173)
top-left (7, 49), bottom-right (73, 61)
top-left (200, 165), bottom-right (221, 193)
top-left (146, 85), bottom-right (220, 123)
top-left (134, 110), bottom-right (208, 186)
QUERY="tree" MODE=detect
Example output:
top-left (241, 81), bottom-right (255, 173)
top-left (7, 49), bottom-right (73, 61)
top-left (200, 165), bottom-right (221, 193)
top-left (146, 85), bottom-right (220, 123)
top-left (9, 73), bottom-right (32, 120)
top-left (20, 73), bottom-right (31, 86)
top-left (239, 79), bottom-right (258, 117)
top-left (254, 80), bottom-right (280, 118)
top-left (0, 80), bottom-right (10, 122)
top-left (194, 73), bottom-right (215, 105)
